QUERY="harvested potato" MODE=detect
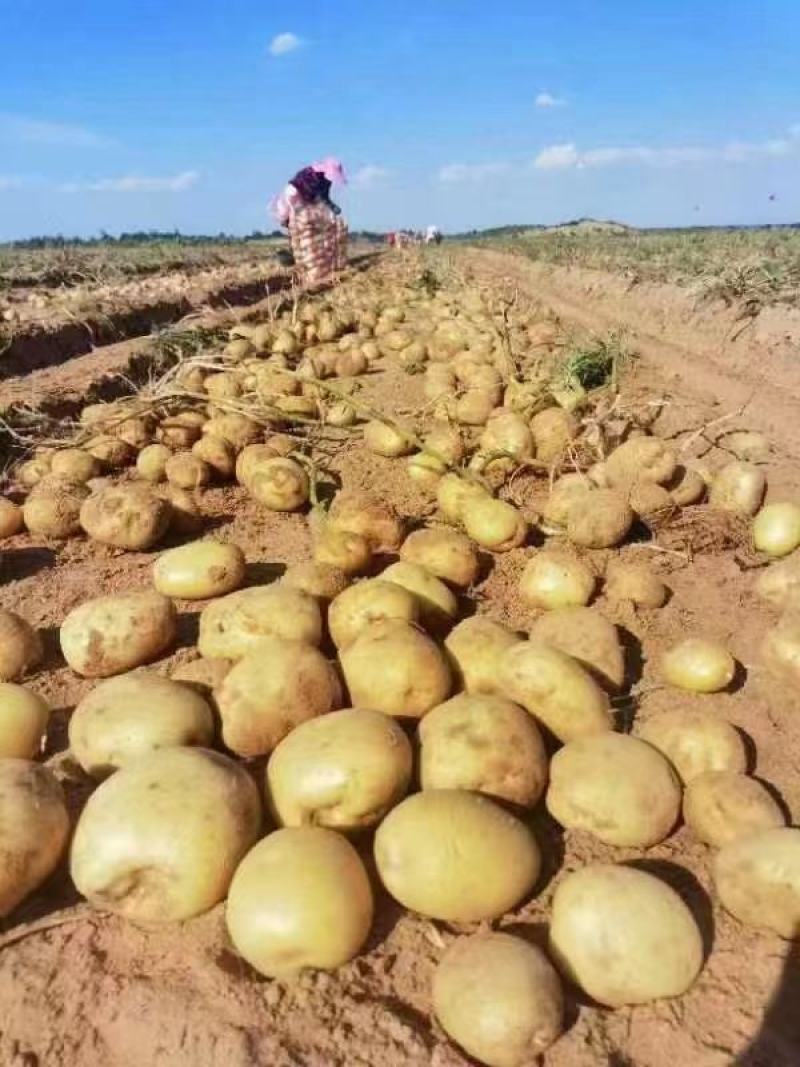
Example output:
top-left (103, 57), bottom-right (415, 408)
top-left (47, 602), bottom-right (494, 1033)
top-left (340, 620), bottom-right (451, 718)
top-left (71, 747), bottom-right (261, 922)
top-left (480, 410), bottom-right (534, 461)
top-left (0, 610), bottom-right (43, 682)
top-left (235, 443), bottom-right (279, 487)
top-left (203, 413), bottom-right (261, 451)
top-left (80, 484), bottom-right (171, 550)
top-left (17, 454), bottom-right (52, 488)
top-left (399, 527), bottom-right (478, 588)
top-left (0, 498), bottom-right (23, 539)
top-left (165, 452), bottom-right (211, 490)
top-left (433, 933), bottom-right (563, 1067)
top-left (248, 457), bottom-right (309, 512)
top-left (436, 474), bottom-right (489, 525)
top-left (51, 449), bottom-right (102, 483)
top-left (714, 828), bottom-right (800, 938)
top-left (170, 655), bottom-right (232, 699)
top-left (499, 640), bottom-right (612, 742)
top-left (425, 423), bottom-right (465, 465)
top-left (327, 492), bottom-right (404, 553)
top-left (567, 489), bottom-right (633, 548)
top-left (60, 590), bottom-right (176, 678)
top-left (605, 560), bottom-right (668, 607)
top-left (23, 476), bottom-right (89, 539)
top-left (541, 474), bottom-right (593, 530)
top-left (266, 708), bottom-right (412, 829)
top-left (722, 430), bottom-right (770, 464)
top-left (638, 709), bottom-right (746, 783)
top-left (547, 733), bottom-right (681, 846)
top-left (160, 485), bottom-right (203, 534)
top-left (629, 481), bottom-right (675, 525)
top-left (756, 555), bottom-right (800, 611)
top-left (136, 443), bottom-right (172, 483)
top-left (463, 495), bottom-right (527, 552)
top-left (328, 579), bottom-right (419, 650)
top-left (281, 561), bottom-right (350, 600)
top-left (69, 672), bottom-right (215, 777)
top-left (529, 607), bottom-right (624, 692)
top-left (227, 827), bottom-right (373, 978)
top-left (520, 552), bottom-right (595, 610)
top-left (407, 450), bottom-right (447, 488)
top-left (313, 525), bottom-right (372, 575)
top-left (217, 636), bottom-right (341, 756)
top-left (669, 465), bottom-right (706, 506)
top-left (455, 387), bottom-right (498, 426)
top-left (363, 420), bottom-right (414, 457)
top-left (661, 637), bottom-right (736, 693)
top-left (444, 616), bottom-right (522, 695)
top-left (153, 540), bottom-right (245, 600)
top-left (550, 864), bottom-right (703, 1006)
top-left (0, 759), bottom-right (69, 916)
top-left (419, 694), bottom-right (547, 807)
top-left (753, 503), bottom-right (800, 558)
top-left (683, 771), bottom-right (784, 848)
top-left (0, 683), bottom-right (49, 758)
top-left (710, 461), bottom-right (766, 515)
top-left (158, 415), bottom-right (202, 450)
top-left (192, 434), bottom-right (236, 480)
top-left (86, 435), bottom-right (135, 469)
top-left (605, 437), bottom-right (677, 489)
top-left (530, 408), bottom-right (578, 464)
top-left (117, 415), bottom-right (154, 450)
top-left (380, 560), bottom-right (458, 629)
top-left (198, 585), bottom-right (321, 659)
top-left (761, 610), bottom-right (800, 685)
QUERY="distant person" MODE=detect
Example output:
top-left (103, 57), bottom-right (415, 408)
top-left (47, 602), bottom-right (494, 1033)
top-left (271, 158), bottom-right (348, 285)
top-left (425, 224), bottom-right (442, 244)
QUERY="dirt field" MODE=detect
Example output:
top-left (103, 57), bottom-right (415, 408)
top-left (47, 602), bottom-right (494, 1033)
top-left (1, 244), bottom-right (798, 1067)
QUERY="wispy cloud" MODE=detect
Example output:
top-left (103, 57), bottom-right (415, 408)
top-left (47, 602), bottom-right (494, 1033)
top-left (0, 114), bottom-right (109, 148)
top-left (60, 171), bottom-right (200, 193)
top-left (352, 165), bottom-right (390, 189)
top-left (791, 123), bottom-right (800, 139)
top-left (437, 162), bottom-right (511, 183)
top-left (535, 92), bottom-right (565, 109)
top-left (533, 135), bottom-right (797, 170)
top-left (0, 175), bottom-right (27, 191)
top-left (268, 32), bottom-right (303, 56)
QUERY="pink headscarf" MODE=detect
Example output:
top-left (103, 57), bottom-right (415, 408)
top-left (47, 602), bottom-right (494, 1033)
top-left (312, 157), bottom-right (348, 185)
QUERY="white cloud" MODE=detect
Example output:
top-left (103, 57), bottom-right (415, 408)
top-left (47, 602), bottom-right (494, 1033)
top-left (437, 162), bottom-right (511, 183)
top-left (532, 143), bottom-right (580, 170)
top-left (0, 176), bottom-right (26, 191)
top-left (268, 32), bottom-right (303, 56)
top-left (0, 114), bottom-right (108, 148)
top-left (60, 171), bottom-right (200, 194)
top-left (352, 165), bottom-right (390, 189)
top-left (533, 136), bottom-right (798, 170)
top-left (535, 92), bottom-right (565, 108)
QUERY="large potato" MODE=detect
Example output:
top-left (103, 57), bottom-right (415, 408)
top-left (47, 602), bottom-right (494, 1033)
top-left (0, 610), bottom-right (43, 682)
top-left (637, 708), bottom-right (746, 783)
top-left (463, 495), bottom-right (527, 553)
top-left (71, 747), bottom-right (261, 922)
top-left (136, 443), bottom-right (172, 483)
top-left (364, 420), bottom-right (414, 457)
top-left (217, 636), bottom-right (341, 756)
top-left (51, 448), bottom-right (102, 483)
top-left (0, 498), bottom-right (24, 538)
top-left (756, 555), bottom-right (800, 611)
top-left (248, 457), bottom-right (309, 512)
top-left (529, 607), bottom-right (624, 691)
top-left (436, 473), bottom-right (488, 524)
top-left (198, 585), bottom-right (322, 659)
top-left (480, 410), bottom-right (534, 461)
top-left (444, 616), bottom-right (522, 695)
top-left (530, 408), bottom-right (578, 464)
top-left (327, 492), bottom-right (404, 553)
top-left (546, 733), bottom-right (680, 847)
top-left (226, 827), bottom-right (373, 977)
top-left (753, 503), bottom-right (800, 558)
top-left (549, 864), bottom-right (703, 1006)
top-left (520, 551), bottom-right (595, 610)
top-left (69, 673), bottom-right (215, 778)
top-left (541, 474), bottom-right (593, 530)
top-left (0, 759), bottom-right (70, 916)
top-left (661, 637), bottom-right (736, 693)
top-left (605, 437), bottom-right (677, 489)
top-left (153, 540), bottom-right (246, 599)
top-left (374, 790), bottom-right (540, 922)
top-left (23, 476), bottom-right (89, 539)
top-left (0, 683), bottom-right (49, 758)
top-left (433, 933), bottom-right (563, 1067)
top-left (399, 527), bottom-right (479, 588)
top-left (313, 524), bottom-right (372, 575)
top-left (266, 708), bottom-right (412, 829)
top-left (281, 560), bottom-right (350, 600)
top-left (710, 461), bottom-right (766, 516)
top-left (340, 620), bottom-right (451, 718)
top-left (419, 694), bottom-right (547, 807)
top-left (328, 579), bottom-right (419, 650)
top-left (714, 828), bottom-right (800, 938)
top-left (499, 640), bottom-right (612, 742)
top-left (380, 560), bottom-right (458, 629)
top-left (567, 490), bottom-right (633, 549)
top-left (80, 484), bottom-right (171, 550)
top-left (605, 560), bottom-right (668, 608)
top-left (683, 771), bottom-right (784, 848)
top-left (60, 591), bottom-right (176, 677)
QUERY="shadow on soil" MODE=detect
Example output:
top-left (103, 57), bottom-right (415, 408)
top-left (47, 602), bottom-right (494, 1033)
top-left (739, 939), bottom-right (800, 1066)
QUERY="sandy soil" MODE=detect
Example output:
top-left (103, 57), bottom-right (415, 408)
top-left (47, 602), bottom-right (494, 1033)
top-left (1, 248), bottom-right (799, 1067)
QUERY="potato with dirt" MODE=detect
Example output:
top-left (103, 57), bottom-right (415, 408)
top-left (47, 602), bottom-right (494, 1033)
top-left (50, 448), bottom-right (102, 484)
top-left (80, 483), bottom-right (171, 550)
top-left (281, 561), bottom-right (350, 600)
top-left (661, 637), bottom-right (736, 693)
top-left (0, 610), bottom-right (43, 682)
top-left (637, 708), bottom-right (747, 783)
top-left (529, 606), bottom-right (625, 691)
top-left (266, 708), bottom-right (412, 830)
top-left (709, 460), bottom-right (766, 515)
top-left (436, 473), bottom-right (489, 525)
top-left (198, 584), bottom-right (322, 659)
top-left (520, 551), bottom-right (595, 610)
top-left (136, 443), bottom-right (172, 483)
top-left (530, 407), bottom-right (578, 464)
top-left (684, 772), bottom-right (785, 850)
top-left (0, 498), bottom-right (23, 539)
top-left (756, 554), bottom-right (800, 610)
top-left (605, 559), bottom-right (668, 607)
top-left (714, 827), bottom-right (800, 938)
top-left (444, 616), bottom-right (522, 695)
top-left (567, 489), bottom-right (634, 548)
top-left (153, 540), bottom-right (246, 599)
top-left (60, 590), bottom-right (176, 678)
top-left (399, 527), bottom-right (479, 588)
top-left (248, 457), bottom-right (310, 512)
top-left (0, 683), bottom-right (49, 758)
top-left (328, 579), bottom-right (420, 650)
top-left (71, 747), bottom-right (261, 922)
top-left (542, 473), bottom-right (594, 530)
top-left (327, 492), bottom-right (404, 554)
top-left (380, 560), bottom-right (458, 630)
top-left (363, 420), bottom-right (414, 457)
top-left (463, 495), bottom-right (527, 552)
top-left (313, 523), bottom-right (373, 575)
top-left (605, 436), bottom-right (677, 489)
top-left (23, 476), bottom-right (89, 539)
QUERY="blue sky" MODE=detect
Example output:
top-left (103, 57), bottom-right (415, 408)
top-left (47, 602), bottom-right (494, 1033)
top-left (1, 0), bottom-right (798, 239)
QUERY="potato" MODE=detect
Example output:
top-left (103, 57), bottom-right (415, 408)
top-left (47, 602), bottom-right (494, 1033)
top-left (455, 388), bottom-right (499, 427)
top-left (420, 694), bottom-right (547, 807)
top-left (529, 607), bottom-right (624, 692)
top-left (0, 610), bottom-right (43, 682)
top-left (520, 551), bottom-right (595, 610)
top-left (281, 561), bottom-right (350, 600)
top-left (637, 709), bottom-right (746, 783)
top-left (0, 759), bottom-right (69, 916)
top-left (710, 461), bottom-right (766, 515)
top-left (217, 636), bottom-right (340, 756)
top-left (0, 498), bottom-right (23, 539)
top-left (235, 443), bottom-right (278, 486)
top-left (136, 443), bottom-right (172, 483)
top-left (71, 747), bottom-right (261, 922)
top-left (756, 555), bottom-right (800, 611)
top-left (374, 790), bottom-right (540, 922)
top-left (546, 733), bottom-right (681, 847)
top-left (714, 828), bottom-right (800, 938)
top-left (683, 771), bottom-right (784, 848)
top-left (549, 864), bottom-right (703, 1006)
top-left (628, 481), bottom-right (675, 525)
top-left (117, 415), bottom-right (154, 450)
top-left (399, 528), bottom-right (478, 590)
top-left (266, 708), bottom-right (412, 829)
top-left (605, 560), bottom-right (668, 608)
top-left (153, 540), bottom-right (245, 600)
top-left (407, 450), bottom-right (447, 488)
top-left (60, 590), bottom-right (176, 678)
top-left (445, 617), bottom-right (522, 695)
top-left (363, 420), bottom-right (414, 457)
top-left (380, 560), bottom-right (458, 629)
top-left (50, 448), bottom-right (102, 483)
top-left (203, 413), bottom-right (261, 451)
top-left (541, 473), bottom-right (593, 530)
top-left (69, 672), bottom-right (215, 777)
top-left (158, 417), bottom-right (202, 451)
top-left (170, 655), bottom-right (232, 699)
top-left (661, 637), bottom-right (736, 693)
top-left (248, 457), bottom-right (309, 512)
top-left (204, 371), bottom-right (242, 401)
top-left (669, 465), bottom-right (706, 506)
top-left (328, 579), bottom-right (420, 650)
top-left (499, 639), bottom-right (612, 742)
top-left (761, 610), bottom-right (800, 685)
top-left (192, 433), bottom-right (236, 480)
top-left (436, 474), bottom-right (489, 525)
top-left (226, 827), bottom-right (373, 977)
top-left (567, 489), bottom-right (633, 548)
top-left (80, 484), bottom-right (171, 550)
top-left (433, 933), bottom-right (563, 1067)
top-left (0, 683), bottom-right (49, 758)
top-left (23, 476), bottom-right (89, 538)
top-left (722, 430), bottom-right (770, 464)
top-left (17, 454), bottom-right (52, 488)
top-left (425, 423), bottom-right (465, 465)
top-left (463, 495), bottom-right (527, 552)
top-left (328, 492), bottom-right (404, 553)
top-left (86, 435), bottom-right (135, 469)
top-left (753, 503), bottom-right (800, 558)
top-left (480, 410), bottom-right (534, 461)
top-left (313, 525), bottom-right (372, 575)
top-left (198, 585), bottom-right (322, 659)
top-left (530, 408), bottom-right (578, 464)
top-left (605, 437), bottom-right (677, 489)
top-left (340, 620), bottom-right (451, 719)
top-left (160, 485), bottom-right (204, 534)
top-left (164, 452), bottom-right (211, 490)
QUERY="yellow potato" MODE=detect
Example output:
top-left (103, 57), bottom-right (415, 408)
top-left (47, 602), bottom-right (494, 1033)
top-left (529, 606), bottom-right (625, 691)
top-left (327, 491), bottom-right (404, 553)
top-left (668, 465), bottom-right (706, 506)
top-left (266, 708), bottom-right (412, 829)
top-left (419, 694), bottom-right (547, 807)
top-left (340, 620), bottom-right (451, 719)
top-left (86, 435), bottom-right (135, 469)
top-left (406, 450), bottom-right (447, 489)
top-left (549, 864), bottom-right (703, 1006)
top-left (463, 495), bottom-right (527, 552)
top-left (455, 387), bottom-right (498, 426)
top-left (380, 560), bottom-right (458, 629)
top-left (159, 485), bottom-right (204, 534)
top-left (216, 636), bottom-right (341, 756)
top-left (714, 827), bottom-right (800, 938)
top-left (480, 410), bottom-right (534, 461)
top-left (436, 473), bottom-right (489, 524)
top-left (567, 489), bottom-right (633, 548)
top-left (605, 437), bottom-right (677, 489)
top-left (541, 474), bottom-right (593, 530)
top-left (192, 433), bottom-right (236, 480)
top-left (761, 610), bottom-right (800, 685)
top-left (0, 759), bottom-right (69, 916)
top-left (226, 827), bottom-right (373, 977)
top-left (399, 527), bottom-right (479, 588)
top-left (16, 454), bottom-right (52, 488)
top-left (605, 560), bottom-right (668, 608)
top-left (328, 579), bottom-right (420, 650)
top-left (153, 540), bottom-right (246, 599)
top-left (374, 790), bottom-right (540, 921)
top-left (363, 420), bottom-right (414, 457)
top-left (546, 733), bottom-right (681, 846)
top-left (753, 503), bottom-right (800, 558)
top-left (637, 708), bottom-right (746, 783)
top-left (433, 933), bottom-right (563, 1067)
top-left (661, 637), bottom-right (736, 693)
top-left (202, 413), bottom-right (261, 451)
top-left (530, 408), bottom-right (578, 464)
top-left (165, 452), bottom-right (211, 490)
top-left (520, 551), bottom-right (595, 610)
top-left (0, 610), bottom-right (43, 682)
top-left (136, 443), bottom-right (172, 483)
top-left (281, 561), bottom-right (350, 600)
top-left (683, 771), bottom-right (784, 848)
top-left (117, 415), bottom-right (155, 450)
top-left (0, 498), bottom-right (23, 539)
top-left (248, 457), bottom-right (309, 511)
top-left (60, 590), bottom-right (176, 678)
top-left (50, 448), bottom-right (102, 484)
top-left (198, 584), bottom-right (322, 659)
top-left (170, 655), bottom-right (232, 700)
top-left (313, 524), bottom-right (372, 575)
top-left (710, 461), bottom-right (766, 516)
top-left (444, 616), bottom-right (522, 695)
top-left (23, 476), bottom-right (89, 538)
top-left (71, 747), bottom-right (261, 922)
top-left (69, 672), bottom-right (215, 777)
top-left (0, 683), bottom-right (49, 758)
top-left (80, 484), bottom-right (171, 550)
top-left (756, 555), bottom-right (800, 611)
